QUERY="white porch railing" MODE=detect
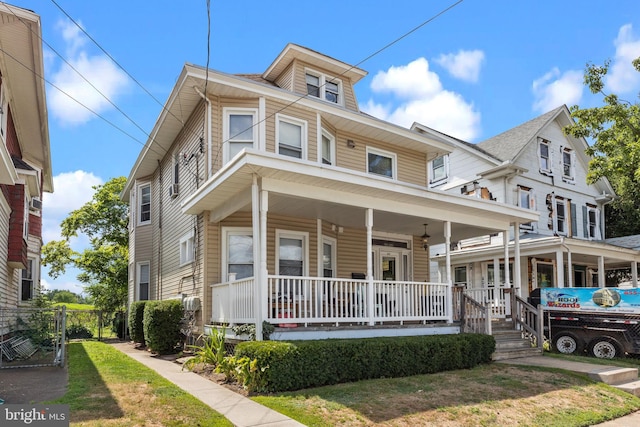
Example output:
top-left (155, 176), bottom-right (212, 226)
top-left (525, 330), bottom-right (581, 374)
top-left (210, 275), bottom-right (451, 327)
top-left (462, 286), bottom-right (512, 318)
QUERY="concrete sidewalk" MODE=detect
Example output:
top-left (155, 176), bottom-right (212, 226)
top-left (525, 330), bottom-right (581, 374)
top-left (110, 342), bottom-right (304, 427)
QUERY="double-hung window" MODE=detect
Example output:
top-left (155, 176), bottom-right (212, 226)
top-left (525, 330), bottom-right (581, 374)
top-left (21, 258), bottom-right (35, 301)
top-left (539, 139), bottom-right (551, 173)
top-left (586, 205), bottom-right (600, 239)
top-left (429, 154), bottom-right (449, 187)
top-left (321, 129), bottom-right (335, 165)
top-left (367, 147), bottom-right (396, 179)
top-left (137, 262), bottom-right (149, 300)
top-left (562, 147), bottom-right (575, 182)
top-left (305, 69), bottom-right (342, 105)
top-left (225, 229), bottom-right (254, 280)
top-left (223, 108), bottom-right (257, 163)
top-left (553, 196), bottom-right (568, 235)
top-left (518, 185), bottom-right (536, 230)
top-left (277, 114), bottom-right (306, 159)
top-left (179, 231), bottom-right (195, 265)
top-left (138, 184), bottom-right (151, 225)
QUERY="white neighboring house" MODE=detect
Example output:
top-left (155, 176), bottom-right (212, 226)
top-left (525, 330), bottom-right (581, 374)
top-left (416, 105), bottom-right (640, 310)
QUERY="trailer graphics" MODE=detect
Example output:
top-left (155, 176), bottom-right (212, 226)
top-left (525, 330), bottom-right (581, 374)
top-left (541, 287), bottom-right (640, 313)
top-left (539, 287), bottom-right (640, 359)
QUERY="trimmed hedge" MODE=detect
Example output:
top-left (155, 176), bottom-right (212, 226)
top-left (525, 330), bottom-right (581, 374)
top-left (128, 301), bottom-right (147, 344)
top-left (143, 300), bottom-right (184, 354)
top-left (235, 333), bottom-right (495, 392)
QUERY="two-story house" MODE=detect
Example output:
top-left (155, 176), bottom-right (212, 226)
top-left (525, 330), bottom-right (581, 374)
top-left (122, 43), bottom-right (538, 341)
top-left (0, 4), bottom-right (53, 311)
top-left (420, 105), bottom-right (640, 317)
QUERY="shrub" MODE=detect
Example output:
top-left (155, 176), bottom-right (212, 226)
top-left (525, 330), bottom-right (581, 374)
top-left (143, 300), bottom-right (184, 354)
top-left (112, 311), bottom-right (127, 340)
top-left (66, 324), bottom-right (94, 340)
top-left (235, 333), bottom-right (495, 392)
top-left (128, 301), bottom-right (147, 344)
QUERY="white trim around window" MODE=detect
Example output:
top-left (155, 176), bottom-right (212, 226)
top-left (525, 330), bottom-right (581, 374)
top-left (305, 67), bottom-right (344, 106)
top-left (538, 138), bottom-right (551, 174)
top-left (223, 107), bottom-right (258, 164)
top-left (179, 230), bottom-right (195, 266)
top-left (221, 227), bottom-right (254, 281)
top-left (276, 229), bottom-right (309, 276)
top-left (561, 146), bottom-right (576, 183)
top-left (276, 113), bottom-right (307, 160)
top-left (137, 183), bottom-right (151, 226)
top-left (366, 146), bottom-right (397, 179)
top-left (553, 196), bottom-right (568, 236)
top-left (136, 261), bottom-right (150, 301)
top-left (429, 154), bottom-right (449, 187)
top-left (320, 128), bottom-right (336, 165)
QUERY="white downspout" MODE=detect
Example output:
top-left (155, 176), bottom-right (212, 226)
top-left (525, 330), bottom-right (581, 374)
top-left (194, 86), bottom-right (212, 177)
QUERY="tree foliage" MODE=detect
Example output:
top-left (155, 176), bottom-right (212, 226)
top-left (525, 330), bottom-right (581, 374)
top-left (42, 177), bottom-right (129, 312)
top-left (564, 57), bottom-right (640, 237)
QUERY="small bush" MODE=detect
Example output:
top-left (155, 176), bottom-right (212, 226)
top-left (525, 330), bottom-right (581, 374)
top-left (128, 301), bottom-right (147, 344)
top-left (143, 300), bottom-right (184, 354)
top-left (112, 311), bottom-right (126, 340)
top-left (235, 333), bottom-right (495, 392)
top-left (66, 324), bottom-right (94, 340)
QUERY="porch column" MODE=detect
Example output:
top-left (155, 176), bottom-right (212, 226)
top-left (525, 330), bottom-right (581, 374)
top-left (444, 221), bottom-right (452, 323)
top-left (513, 223), bottom-right (521, 296)
top-left (366, 208), bottom-right (375, 326)
top-left (566, 247), bottom-right (573, 288)
top-left (252, 175), bottom-right (263, 340)
top-left (503, 229), bottom-right (510, 287)
top-left (556, 249), bottom-right (565, 288)
top-left (260, 189), bottom-right (269, 336)
top-left (632, 261), bottom-right (638, 287)
top-left (598, 256), bottom-right (605, 287)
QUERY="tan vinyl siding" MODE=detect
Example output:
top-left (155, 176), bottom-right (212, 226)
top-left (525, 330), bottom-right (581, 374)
top-left (290, 60), bottom-right (358, 112)
top-left (336, 131), bottom-right (428, 187)
top-left (413, 235), bottom-right (430, 282)
top-left (265, 100), bottom-right (318, 162)
top-left (274, 62), bottom-right (294, 91)
top-left (336, 227), bottom-right (368, 278)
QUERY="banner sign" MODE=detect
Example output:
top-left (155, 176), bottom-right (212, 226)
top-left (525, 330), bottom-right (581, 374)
top-left (540, 287), bottom-right (640, 313)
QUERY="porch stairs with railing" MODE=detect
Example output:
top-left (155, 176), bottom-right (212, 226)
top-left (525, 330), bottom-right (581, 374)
top-left (491, 319), bottom-right (543, 361)
top-left (459, 288), bottom-right (544, 361)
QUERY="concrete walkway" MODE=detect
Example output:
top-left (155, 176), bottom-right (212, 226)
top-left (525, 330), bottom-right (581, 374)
top-left (110, 342), bottom-right (304, 427)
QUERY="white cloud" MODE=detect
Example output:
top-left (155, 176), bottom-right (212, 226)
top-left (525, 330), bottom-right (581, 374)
top-left (532, 67), bottom-right (583, 113)
top-left (42, 171), bottom-right (103, 243)
top-left (363, 57), bottom-right (481, 141)
top-left (434, 49), bottom-right (485, 83)
top-left (606, 24), bottom-right (640, 94)
top-left (49, 20), bottom-right (130, 126)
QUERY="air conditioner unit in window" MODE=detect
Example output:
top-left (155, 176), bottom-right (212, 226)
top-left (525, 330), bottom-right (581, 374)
top-left (30, 198), bottom-right (42, 210)
top-left (169, 183), bottom-right (179, 198)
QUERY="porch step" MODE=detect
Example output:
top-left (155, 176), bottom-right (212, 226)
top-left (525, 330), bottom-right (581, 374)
top-left (492, 347), bottom-right (543, 361)
top-left (614, 380), bottom-right (640, 397)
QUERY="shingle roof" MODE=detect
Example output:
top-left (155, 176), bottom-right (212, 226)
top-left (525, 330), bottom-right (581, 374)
top-left (12, 155), bottom-right (34, 171)
top-left (604, 235), bottom-right (640, 250)
top-left (476, 106), bottom-right (566, 162)
top-left (234, 73), bottom-right (277, 86)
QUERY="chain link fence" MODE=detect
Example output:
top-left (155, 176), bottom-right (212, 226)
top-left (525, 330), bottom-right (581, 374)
top-left (0, 306), bottom-right (66, 369)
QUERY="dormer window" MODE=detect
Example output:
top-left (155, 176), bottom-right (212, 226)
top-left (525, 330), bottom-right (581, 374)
top-left (539, 139), bottom-right (551, 173)
top-left (305, 69), bottom-right (342, 105)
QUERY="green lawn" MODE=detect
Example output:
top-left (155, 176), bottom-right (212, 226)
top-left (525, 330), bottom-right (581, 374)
top-left (50, 341), bottom-right (232, 426)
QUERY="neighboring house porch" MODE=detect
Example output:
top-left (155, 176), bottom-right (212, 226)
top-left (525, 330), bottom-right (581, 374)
top-left (184, 149), bottom-right (539, 340)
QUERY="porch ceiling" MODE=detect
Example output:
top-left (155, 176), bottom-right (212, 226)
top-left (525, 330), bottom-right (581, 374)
top-left (433, 235), bottom-right (640, 268)
top-left (183, 150), bottom-right (539, 244)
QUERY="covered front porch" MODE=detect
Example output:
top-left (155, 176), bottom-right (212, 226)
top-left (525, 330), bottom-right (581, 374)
top-left (184, 150), bottom-right (539, 340)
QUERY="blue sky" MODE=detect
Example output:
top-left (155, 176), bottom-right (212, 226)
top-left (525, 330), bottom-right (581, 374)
top-left (4, 0), bottom-right (639, 295)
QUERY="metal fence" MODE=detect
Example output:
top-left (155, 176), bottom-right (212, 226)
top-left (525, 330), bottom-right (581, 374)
top-left (0, 306), bottom-right (66, 369)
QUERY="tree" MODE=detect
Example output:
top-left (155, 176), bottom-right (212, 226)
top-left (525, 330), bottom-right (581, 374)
top-left (42, 177), bottom-right (129, 312)
top-left (564, 57), bottom-right (640, 237)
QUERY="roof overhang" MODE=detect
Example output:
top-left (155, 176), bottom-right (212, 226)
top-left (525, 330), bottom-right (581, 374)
top-left (479, 161), bottom-right (528, 180)
top-left (181, 150), bottom-right (539, 244)
top-left (123, 64), bottom-right (454, 199)
top-left (0, 4), bottom-right (52, 193)
top-left (263, 43), bottom-right (368, 84)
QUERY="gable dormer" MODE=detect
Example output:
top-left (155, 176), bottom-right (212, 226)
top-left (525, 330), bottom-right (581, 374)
top-left (262, 43), bottom-right (367, 112)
